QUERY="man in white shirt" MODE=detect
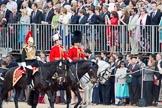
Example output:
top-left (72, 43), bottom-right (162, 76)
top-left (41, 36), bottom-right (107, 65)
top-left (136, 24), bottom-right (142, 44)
top-left (128, 8), bottom-right (139, 54)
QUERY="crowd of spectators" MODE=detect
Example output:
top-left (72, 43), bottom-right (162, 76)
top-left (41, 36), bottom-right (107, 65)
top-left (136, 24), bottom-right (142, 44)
top-left (0, 0), bottom-right (162, 54)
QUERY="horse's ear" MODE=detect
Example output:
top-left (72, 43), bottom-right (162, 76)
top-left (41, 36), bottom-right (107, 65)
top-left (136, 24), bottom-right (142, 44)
top-left (59, 61), bottom-right (62, 66)
top-left (91, 61), bottom-right (98, 68)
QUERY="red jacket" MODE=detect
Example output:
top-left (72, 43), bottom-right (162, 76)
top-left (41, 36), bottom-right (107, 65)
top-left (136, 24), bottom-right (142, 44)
top-left (49, 45), bottom-right (67, 61)
top-left (68, 46), bottom-right (86, 61)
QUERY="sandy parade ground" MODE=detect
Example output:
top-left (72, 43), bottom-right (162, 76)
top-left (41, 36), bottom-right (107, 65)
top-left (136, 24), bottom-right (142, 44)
top-left (2, 102), bottom-right (158, 108)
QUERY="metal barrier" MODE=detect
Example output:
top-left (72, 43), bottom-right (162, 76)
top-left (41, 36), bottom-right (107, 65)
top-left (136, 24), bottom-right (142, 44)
top-left (0, 24), bottom-right (161, 55)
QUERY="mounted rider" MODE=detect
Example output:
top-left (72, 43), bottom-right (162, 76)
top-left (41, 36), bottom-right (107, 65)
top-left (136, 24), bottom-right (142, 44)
top-left (49, 32), bottom-right (67, 80)
top-left (67, 30), bottom-right (87, 62)
top-left (49, 32), bottom-right (67, 61)
top-left (21, 37), bottom-right (37, 67)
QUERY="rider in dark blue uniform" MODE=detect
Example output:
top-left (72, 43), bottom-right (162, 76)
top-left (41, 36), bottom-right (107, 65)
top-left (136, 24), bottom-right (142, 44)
top-left (21, 37), bottom-right (37, 66)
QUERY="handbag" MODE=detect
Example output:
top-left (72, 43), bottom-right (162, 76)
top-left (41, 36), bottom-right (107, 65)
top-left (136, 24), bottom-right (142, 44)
top-left (126, 75), bottom-right (132, 84)
top-left (129, 31), bottom-right (133, 37)
top-left (137, 98), bottom-right (146, 107)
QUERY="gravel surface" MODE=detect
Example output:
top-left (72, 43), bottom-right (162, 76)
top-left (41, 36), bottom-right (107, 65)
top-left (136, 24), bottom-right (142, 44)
top-left (2, 102), bottom-right (157, 108)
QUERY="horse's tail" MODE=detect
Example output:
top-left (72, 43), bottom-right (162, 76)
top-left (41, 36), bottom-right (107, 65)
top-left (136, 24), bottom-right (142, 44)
top-left (27, 89), bottom-right (35, 106)
top-left (1, 85), bottom-right (8, 102)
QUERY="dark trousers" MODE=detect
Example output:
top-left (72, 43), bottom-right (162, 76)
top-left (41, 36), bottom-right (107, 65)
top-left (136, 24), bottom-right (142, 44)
top-left (92, 86), bottom-right (100, 104)
top-left (101, 84), bottom-right (111, 105)
top-left (60, 90), bottom-right (65, 103)
top-left (143, 81), bottom-right (153, 106)
top-left (129, 84), bottom-right (140, 105)
top-left (153, 84), bottom-right (160, 102)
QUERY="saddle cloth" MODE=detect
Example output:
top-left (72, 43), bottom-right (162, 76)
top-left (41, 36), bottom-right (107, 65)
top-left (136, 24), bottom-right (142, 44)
top-left (13, 67), bottom-right (26, 86)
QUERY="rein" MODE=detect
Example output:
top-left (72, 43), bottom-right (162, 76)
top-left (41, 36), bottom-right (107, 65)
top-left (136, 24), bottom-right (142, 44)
top-left (76, 63), bottom-right (94, 89)
top-left (75, 63), bottom-right (80, 83)
top-left (98, 65), bottom-right (115, 81)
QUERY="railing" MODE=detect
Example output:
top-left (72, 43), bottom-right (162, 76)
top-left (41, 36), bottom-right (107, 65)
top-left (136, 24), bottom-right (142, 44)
top-left (0, 24), bottom-right (161, 55)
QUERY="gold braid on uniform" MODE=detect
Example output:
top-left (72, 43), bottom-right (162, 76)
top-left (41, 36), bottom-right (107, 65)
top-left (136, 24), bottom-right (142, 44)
top-left (25, 46), bottom-right (36, 60)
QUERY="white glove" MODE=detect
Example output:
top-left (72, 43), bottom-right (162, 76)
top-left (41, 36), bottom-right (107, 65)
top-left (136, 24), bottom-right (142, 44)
top-left (36, 56), bottom-right (42, 61)
top-left (26, 65), bottom-right (33, 70)
top-left (68, 58), bottom-right (72, 63)
top-left (21, 62), bottom-right (26, 68)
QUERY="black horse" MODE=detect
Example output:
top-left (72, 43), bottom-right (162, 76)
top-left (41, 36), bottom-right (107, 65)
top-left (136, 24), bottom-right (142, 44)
top-left (1, 66), bottom-right (33, 108)
top-left (27, 60), bottom-right (68, 108)
top-left (51, 60), bottom-right (98, 108)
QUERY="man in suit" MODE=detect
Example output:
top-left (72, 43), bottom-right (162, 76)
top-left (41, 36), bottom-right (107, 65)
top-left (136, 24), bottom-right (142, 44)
top-left (77, 0), bottom-right (85, 13)
top-left (41, 5), bottom-right (53, 24)
top-left (30, 3), bottom-right (42, 50)
top-left (154, 53), bottom-right (162, 105)
top-left (47, 1), bottom-right (54, 17)
top-left (99, 5), bottom-right (110, 50)
top-left (78, 9), bottom-right (87, 24)
top-left (41, 5), bottom-right (53, 49)
top-left (60, 0), bottom-right (69, 7)
top-left (8, 7), bottom-right (21, 23)
top-left (128, 8), bottom-right (139, 54)
top-left (30, 3), bottom-right (42, 24)
top-left (8, 7), bottom-right (21, 47)
top-left (101, 50), bottom-right (109, 63)
top-left (127, 58), bottom-right (141, 105)
top-left (84, 48), bottom-right (95, 60)
top-left (70, 7), bottom-right (79, 24)
top-left (78, 9), bottom-right (87, 38)
top-left (1, 4), bottom-right (12, 25)
top-left (84, 0), bottom-right (95, 10)
top-left (99, 5), bottom-right (110, 24)
top-left (150, 2), bottom-right (162, 52)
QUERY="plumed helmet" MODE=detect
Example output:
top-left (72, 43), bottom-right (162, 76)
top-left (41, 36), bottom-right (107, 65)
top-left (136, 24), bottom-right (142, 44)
top-left (28, 37), bottom-right (34, 43)
top-left (52, 32), bottom-right (62, 41)
top-left (71, 30), bottom-right (82, 45)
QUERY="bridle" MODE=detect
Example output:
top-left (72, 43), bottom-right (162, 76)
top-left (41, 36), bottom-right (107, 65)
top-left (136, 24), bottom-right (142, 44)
top-left (97, 65), bottom-right (114, 81)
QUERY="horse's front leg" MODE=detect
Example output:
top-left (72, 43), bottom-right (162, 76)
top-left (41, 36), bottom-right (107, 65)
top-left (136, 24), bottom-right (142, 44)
top-left (66, 88), bottom-right (71, 108)
top-left (14, 87), bottom-right (21, 108)
top-left (72, 88), bottom-right (82, 108)
top-left (84, 87), bottom-right (89, 108)
top-left (46, 90), bottom-right (56, 108)
top-left (31, 90), bottom-right (39, 108)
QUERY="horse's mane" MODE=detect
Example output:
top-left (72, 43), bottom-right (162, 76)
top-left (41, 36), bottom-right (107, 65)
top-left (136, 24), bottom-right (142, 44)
top-left (71, 60), bottom-right (98, 69)
top-left (71, 60), bottom-right (91, 64)
top-left (38, 60), bottom-right (61, 67)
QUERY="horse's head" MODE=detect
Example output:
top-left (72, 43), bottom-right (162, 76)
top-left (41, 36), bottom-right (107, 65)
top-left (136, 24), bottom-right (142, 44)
top-left (97, 60), bottom-right (111, 84)
top-left (87, 61), bottom-right (98, 84)
top-left (98, 68), bottom-right (111, 84)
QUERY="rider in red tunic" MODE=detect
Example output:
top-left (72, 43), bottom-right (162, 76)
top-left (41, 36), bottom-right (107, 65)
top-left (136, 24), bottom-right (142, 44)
top-left (68, 31), bottom-right (86, 61)
top-left (49, 32), bottom-right (67, 104)
top-left (49, 33), bottom-right (67, 61)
